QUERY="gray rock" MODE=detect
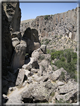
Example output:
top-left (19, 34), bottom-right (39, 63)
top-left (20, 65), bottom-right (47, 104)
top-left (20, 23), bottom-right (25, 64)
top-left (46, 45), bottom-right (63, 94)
top-left (31, 68), bottom-right (38, 73)
top-left (6, 94), bottom-right (22, 104)
top-left (21, 80), bottom-right (55, 103)
top-left (12, 37), bottom-right (20, 47)
top-left (31, 50), bottom-right (40, 60)
top-left (3, 94), bottom-right (8, 103)
top-left (40, 45), bottom-right (46, 54)
top-left (27, 77), bottom-right (33, 84)
top-left (16, 69), bottom-right (25, 86)
top-left (24, 70), bottom-right (30, 77)
top-left (8, 87), bottom-right (17, 94)
top-left (22, 64), bottom-right (32, 70)
top-left (49, 68), bottom-right (67, 81)
top-left (55, 89), bottom-right (77, 102)
top-left (22, 57), bottom-right (39, 70)
top-left (11, 32), bottom-right (21, 40)
top-left (52, 65), bottom-right (58, 71)
top-left (56, 80), bottom-right (65, 86)
top-left (57, 80), bottom-right (77, 94)
top-left (32, 75), bottom-right (48, 82)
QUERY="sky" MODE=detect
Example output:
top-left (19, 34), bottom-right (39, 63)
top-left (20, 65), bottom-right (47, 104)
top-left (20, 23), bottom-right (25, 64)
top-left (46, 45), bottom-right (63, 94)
top-left (20, 2), bottom-right (77, 21)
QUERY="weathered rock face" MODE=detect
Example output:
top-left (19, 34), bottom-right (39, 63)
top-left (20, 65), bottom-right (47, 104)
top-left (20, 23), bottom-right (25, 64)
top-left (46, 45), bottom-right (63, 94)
top-left (3, 2), bottom-right (21, 32)
top-left (20, 8), bottom-right (77, 41)
top-left (2, 1), bottom-right (21, 97)
top-left (2, 4), bottom-right (13, 75)
top-left (2, 1), bottom-right (21, 74)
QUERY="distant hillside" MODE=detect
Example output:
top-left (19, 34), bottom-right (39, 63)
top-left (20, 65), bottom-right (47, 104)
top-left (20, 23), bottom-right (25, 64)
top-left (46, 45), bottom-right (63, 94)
top-left (21, 19), bottom-right (34, 24)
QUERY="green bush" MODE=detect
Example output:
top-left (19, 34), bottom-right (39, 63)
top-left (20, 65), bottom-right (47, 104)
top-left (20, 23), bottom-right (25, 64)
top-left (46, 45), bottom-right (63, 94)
top-left (60, 35), bottom-right (63, 38)
top-left (59, 72), bottom-right (65, 81)
top-left (67, 51), bottom-right (71, 63)
top-left (55, 35), bottom-right (57, 38)
top-left (45, 40), bottom-right (49, 45)
top-left (60, 57), bottom-right (65, 62)
top-left (51, 50), bottom-right (64, 60)
top-left (54, 60), bottom-right (77, 80)
top-left (50, 92), bottom-right (55, 97)
top-left (47, 49), bottom-right (51, 54)
top-left (44, 15), bottom-right (49, 20)
top-left (50, 49), bottom-right (77, 81)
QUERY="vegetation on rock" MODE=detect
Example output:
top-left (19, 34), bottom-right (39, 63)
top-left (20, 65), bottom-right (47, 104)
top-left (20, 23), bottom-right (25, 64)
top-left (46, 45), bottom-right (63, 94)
top-left (47, 49), bottom-right (77, 81)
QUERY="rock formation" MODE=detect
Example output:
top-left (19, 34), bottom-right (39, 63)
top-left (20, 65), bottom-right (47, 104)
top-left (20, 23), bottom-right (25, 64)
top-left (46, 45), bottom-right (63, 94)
top-left (2, 4), bottom-right (13, 76)
top-left (3, 2), bottom-right (21, 32)
top-left (2, 1), bottom-right (79, 105)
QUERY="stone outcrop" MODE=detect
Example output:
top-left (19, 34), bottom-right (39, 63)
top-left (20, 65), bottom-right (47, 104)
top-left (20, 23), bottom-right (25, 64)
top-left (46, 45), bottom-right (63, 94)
top-left (3, 2), bottom-right (21, 32)
top-left (2, 4), bottom-right (13, 75)
top-left (2, 1), bottom-right (21, 73)
top-left (20, 8), bottom-right (77, 41)
top-left (22, 27), bottom-right (40, 53)
top-left (2, 1), bottom-right (21, 97)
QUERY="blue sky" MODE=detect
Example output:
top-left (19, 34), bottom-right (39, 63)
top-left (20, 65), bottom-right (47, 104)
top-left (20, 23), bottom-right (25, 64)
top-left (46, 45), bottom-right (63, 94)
top-left (20, 2), bottom-right (77, 21)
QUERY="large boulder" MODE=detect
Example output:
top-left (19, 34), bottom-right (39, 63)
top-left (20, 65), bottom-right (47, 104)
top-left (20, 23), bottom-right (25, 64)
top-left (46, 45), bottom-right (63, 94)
top-left (55, 80), bottom-right (78, 103)
top-left (22, 57), bottom-right (39, 70)
top-left (11, 40), bottom-right (27, 70)
top-left (21, 80), bottom-right (55, 103)
top-left (22, 27), bottom-right (40, 53)
top-left (49, 68), bottom-right (69, 81)
top-left (40, 45), bottom-right (46, 54)
top-left (12, 37), bottom-right (20, 47)
top-left (16, 69), bottom-right (25, 86)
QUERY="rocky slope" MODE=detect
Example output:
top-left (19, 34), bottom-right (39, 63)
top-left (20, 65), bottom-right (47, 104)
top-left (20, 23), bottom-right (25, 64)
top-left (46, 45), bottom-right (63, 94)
top-left (2, 1), bottom-right (79, 105)
top-left (5, 46), bottom-right (78, 104)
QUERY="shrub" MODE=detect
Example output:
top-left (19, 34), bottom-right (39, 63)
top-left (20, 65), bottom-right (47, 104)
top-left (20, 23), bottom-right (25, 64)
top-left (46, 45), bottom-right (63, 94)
top-left (60, 57), bottom-right (65, 62)
top-left (51, 50), bottom-right (64, 60)
top-left (55, 99), bottom-right (70, 103)
top-left (52, 66), bottom-right (54, 70)
top-left (44, 15), bottom-right (49, 20)
top-left (54, 60), bottom-right (77, 80)
top-left (55, 35), bottom-right (57, 38)
top-left (59, 72), bottom-right (65, 81)
top-left (45, 40), bottom-right (49, 45)
top-left (67, 51), bottom-right (71, 63)
top-left (60, 35), bottom-right (63, 38)
top-left (47, 49), bottom-right (51, 54)
top-left (50, 92), bottom-right (55, 97)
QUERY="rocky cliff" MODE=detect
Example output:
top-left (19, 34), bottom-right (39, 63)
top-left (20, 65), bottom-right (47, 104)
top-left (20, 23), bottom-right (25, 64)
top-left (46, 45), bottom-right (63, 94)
top-left (2, 4), bottom-right (13, 76)
top-left (2, 1), bottom-right (21, 99)
top-left (20, 8), bottom-right (77, 41)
